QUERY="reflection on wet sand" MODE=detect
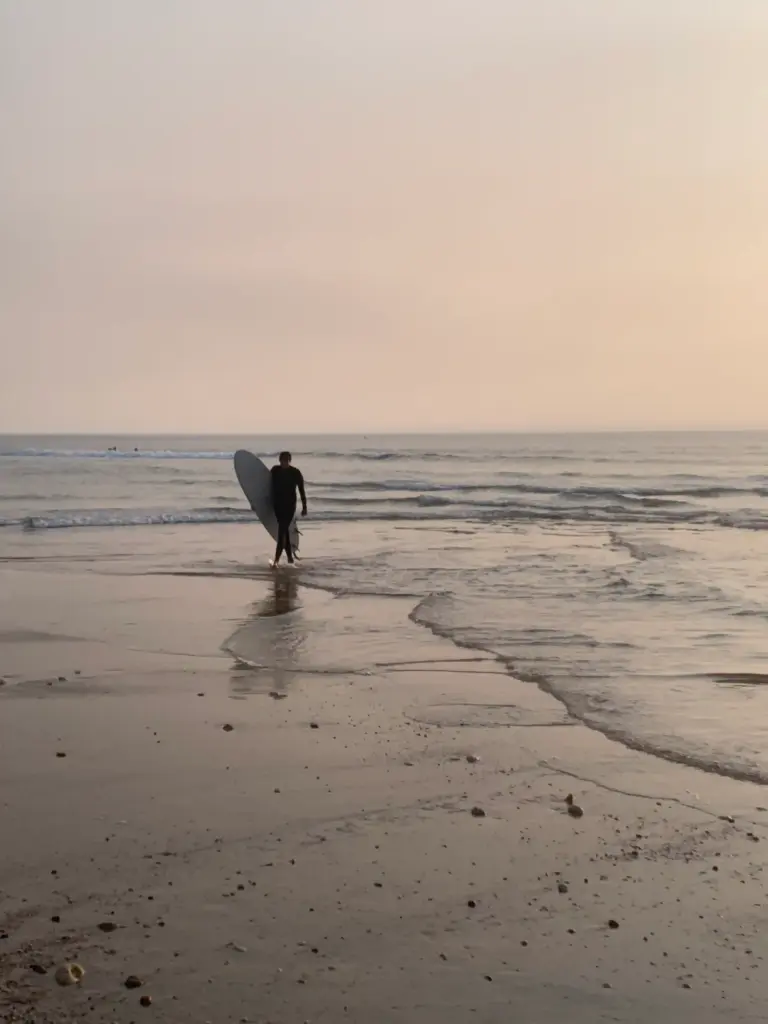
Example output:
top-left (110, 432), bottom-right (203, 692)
top-left (260, 571), bottom-right (300, 618)
top-left (225, 572), bottom-right (306, 698)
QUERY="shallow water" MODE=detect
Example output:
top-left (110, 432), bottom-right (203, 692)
top-left (2, 431), bottom-right (768, 781)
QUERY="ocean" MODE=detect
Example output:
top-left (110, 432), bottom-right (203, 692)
top-left (2, 431), bottom-right (768, 784)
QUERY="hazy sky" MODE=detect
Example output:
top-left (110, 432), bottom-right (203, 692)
top-left (2, 2), bottom-right (768, 433)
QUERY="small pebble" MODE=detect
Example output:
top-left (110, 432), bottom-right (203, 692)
top-left (222, 724), bottom-right (234, 732)
top-left (140, 995), bottom-right (153, 1007)
top-left (567, 804), bottom-right (584, 818)
top-left (30, 963), bottom-right (47, 975)
top-left (557, 882), bottom-right (569, 894)
top-left (98, 921), bottom-right (118, 933)
top-left (470, 806), bottom-right (486, 818)
top-left (125, 975), bottom-right (143, 989)
top-left (56, 752), bottom-right (67, 759)
top-left (467, 899), bottom-right (477, 908)
top-left (310, 722), bottom-right (319, 729)
top-left (466, 754), bottom-right (480, 764)
top-left (565, 793), bottom-right (574, 805)
top-left (608, 919), bottom-right (620, 929)
top-left (55, 964), bottom-right (85, 986)
top-left (51, 915), bottom-right (61, 923)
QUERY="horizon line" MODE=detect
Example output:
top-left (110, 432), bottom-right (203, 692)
top-left (2, 427), bottom-right (768, 438)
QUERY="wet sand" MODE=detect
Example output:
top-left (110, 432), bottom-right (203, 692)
top-left (2, 567), bottom-right (767, 1022)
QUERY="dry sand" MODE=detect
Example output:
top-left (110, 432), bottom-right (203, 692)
top-left (1, 567), bottom-right (767, 1022)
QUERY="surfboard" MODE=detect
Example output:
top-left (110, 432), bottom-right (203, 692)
top-left (233, 450), bottom-right (300, 555)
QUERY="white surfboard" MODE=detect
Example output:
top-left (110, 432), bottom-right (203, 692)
top-left (234, 450), bottom-right (300, 554)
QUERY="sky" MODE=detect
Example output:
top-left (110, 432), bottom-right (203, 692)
top-left (2, 1), bottom-right (768, 434)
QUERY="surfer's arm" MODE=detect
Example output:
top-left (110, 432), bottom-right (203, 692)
top-left (296, 470), bottom-right (307, 514)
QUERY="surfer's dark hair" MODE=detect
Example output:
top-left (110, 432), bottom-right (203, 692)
top-left (279, 451), bottom-right (292, 462)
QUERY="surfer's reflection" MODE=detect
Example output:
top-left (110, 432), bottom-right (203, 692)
top-left (262, 571), bottom-right (300, 618)
top-left (227, 572), bottom-right (305, 698)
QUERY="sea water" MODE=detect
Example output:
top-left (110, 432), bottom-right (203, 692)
top-left (2, 432), bottom-right (768, 782)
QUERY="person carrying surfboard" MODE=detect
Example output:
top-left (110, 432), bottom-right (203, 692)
top-left (270, 451), bottom-right (307, 566)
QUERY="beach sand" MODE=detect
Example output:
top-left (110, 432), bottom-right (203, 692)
top-left (2, 567), bottom-right (767, 1022)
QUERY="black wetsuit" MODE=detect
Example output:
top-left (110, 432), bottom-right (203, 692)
top-left (270, 464), bottom-right (306, 563)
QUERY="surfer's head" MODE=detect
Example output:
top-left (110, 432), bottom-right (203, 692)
top-left (279, 451), bottom-right (292, 465)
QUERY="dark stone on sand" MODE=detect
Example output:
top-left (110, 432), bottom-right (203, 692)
top-left (125, 975), bottom-right (143, 989)
top-left (51, 915), bottom-right (60, 923)
top-left (567, 804), bottom-right (584, 818)
top-left (557, 882), bottom-right (569, 894)
top-left (467, 899), bottom-right (477, 908)
top-left (608, 919), bottom-right (620, 929)
top-left (140, 995), bottom-right (153, 1007)
top-left (222, 724), bottom-right (234, 732)
top-left (310, 722), bottom-right (319, 729)
top-left (719, 815), bottom-right (735, 824)
top-left (58, 676), bottom-right (66, 682)
top-left (466, 754), bottom-right (480, 764)
top-left (56, 752), bottom-right (67, 758)
top-left (29, 963), bottom-right (47, 974)
top-left (565, 793), bottom-right (574, 805)
top-left (98, 921), bottom-right (118, 932)
top-left (470, 806), bottom-right (486, 818)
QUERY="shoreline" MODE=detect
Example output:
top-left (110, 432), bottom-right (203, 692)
top-left (2, 566), bottom-right (768, 1021)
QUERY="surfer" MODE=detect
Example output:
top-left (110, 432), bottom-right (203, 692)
top-left (270, 451), bottom-right (307, 566)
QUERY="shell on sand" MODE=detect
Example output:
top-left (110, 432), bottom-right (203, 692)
top-left (55, 963), bottom-right (85, 986)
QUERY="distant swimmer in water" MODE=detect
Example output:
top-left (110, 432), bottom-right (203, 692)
top-left (269, 451), bottom-right (307, 567)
